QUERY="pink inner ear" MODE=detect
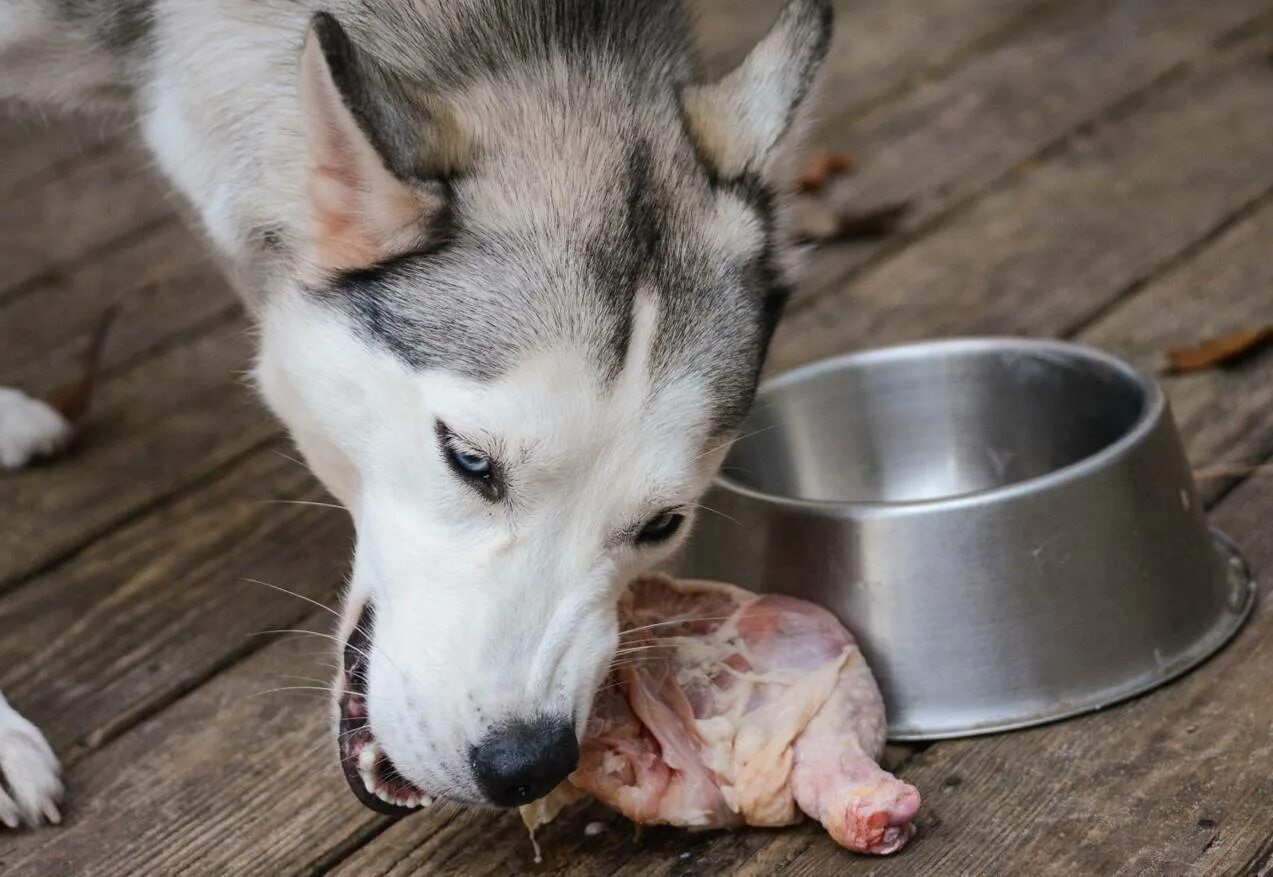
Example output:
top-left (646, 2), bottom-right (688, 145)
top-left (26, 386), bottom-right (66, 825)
top-left (299, 29), bottom-right (436, 276)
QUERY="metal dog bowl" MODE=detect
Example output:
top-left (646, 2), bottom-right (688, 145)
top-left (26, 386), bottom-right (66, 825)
top-left (678, 338), bottom-right (1255, 740)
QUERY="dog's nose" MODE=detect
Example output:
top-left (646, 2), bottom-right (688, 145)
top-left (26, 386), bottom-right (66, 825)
top-left (470, 717), bottom-right (579, 807)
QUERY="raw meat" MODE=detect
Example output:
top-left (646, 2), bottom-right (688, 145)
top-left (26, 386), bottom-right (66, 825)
top-left (525, 575), bottom-right (921, 855)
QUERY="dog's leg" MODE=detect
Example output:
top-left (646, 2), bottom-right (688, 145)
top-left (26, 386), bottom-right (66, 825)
top-left (0, 690), bottom-right (62, 828)
top-left (0, 387), bottom-right (71, 470)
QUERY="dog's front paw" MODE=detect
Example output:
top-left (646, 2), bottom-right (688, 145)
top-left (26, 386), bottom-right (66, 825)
top-left (0, 695), bottom-right (63, 828)
top-left (0, 387), bottom-right (72, 470)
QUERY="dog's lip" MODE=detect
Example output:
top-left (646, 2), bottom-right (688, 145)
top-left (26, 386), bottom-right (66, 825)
top-left (338, 694), bottom-right (426, 816)
top-left (337, 603), bottom-right (431, 816)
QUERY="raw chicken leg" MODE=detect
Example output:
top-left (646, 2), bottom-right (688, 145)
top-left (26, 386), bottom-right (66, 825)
top-left (528, 575), bottom-right (921, 855)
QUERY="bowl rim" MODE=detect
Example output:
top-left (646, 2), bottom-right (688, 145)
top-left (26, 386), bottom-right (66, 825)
top-left (715, 336), bottom-right (1166, 515)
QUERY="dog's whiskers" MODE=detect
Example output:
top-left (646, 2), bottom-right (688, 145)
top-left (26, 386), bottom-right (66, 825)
top-left (608, 638), bottom-right (677, 651)
top-left (270, 449), bottom-right (310, 470)
top-left (685, 501), bottom-right (743, 528)
top-left (258, 499), bottom-right (348, 512)
top-left (241, 579), bottom-right (341, 620)
top-left (251, 685), bottom-right (333, 697)
top-left (618, 615), bottom-right (735, 637)
top-left (691, 422), bottom-right (782, 464)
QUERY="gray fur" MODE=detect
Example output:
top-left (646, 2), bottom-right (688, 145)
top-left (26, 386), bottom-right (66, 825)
top-left (55, 0), bottom-right (154, 50)
top-left (313, 0), bottom-right (830, 433)
top-left (0, 0), bottom-right (832, 432)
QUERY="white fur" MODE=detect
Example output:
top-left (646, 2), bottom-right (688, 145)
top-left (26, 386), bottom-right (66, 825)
top-left (0, 691), bottom-right (62, 829)
top-left (0, 387), bottom-right (72, 470)
top-left (258, 288), bottom-right (729, 800)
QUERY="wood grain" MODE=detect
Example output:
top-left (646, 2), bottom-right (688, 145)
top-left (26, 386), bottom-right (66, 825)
top-left (0, 613), bottom-right (389, 877)
top-left (0, 139), bottom-right (172, 302)
top-left (0, 109), bottom-right (116, 198)
top-left (0, 444), bottom-right (351, 758)
top-left (791, 0), bottom-right (1273, 310)
top-left (1082, 198), bottom-right (1273, 506)
top-left (770, 24), bottom-right (1273, 374)
top-left (0, 320), bottom-right (277, 588)
top-left (692, 0), bottom-right (1048, 102)
top-left (0, 219), bottom-right (230, 396)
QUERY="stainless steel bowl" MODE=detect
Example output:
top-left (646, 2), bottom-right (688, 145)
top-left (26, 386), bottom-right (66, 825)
top-left (677, 338), bottom-right (1255, 740)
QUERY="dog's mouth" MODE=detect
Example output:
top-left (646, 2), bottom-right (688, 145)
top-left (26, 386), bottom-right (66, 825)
top-left (338, 603), bottom-right (431, 816)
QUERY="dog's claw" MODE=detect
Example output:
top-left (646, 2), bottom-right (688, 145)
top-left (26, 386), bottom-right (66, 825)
top-left (0, 694), bottom-right (64, 829)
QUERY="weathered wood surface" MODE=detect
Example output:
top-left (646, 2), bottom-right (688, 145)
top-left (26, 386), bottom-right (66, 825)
top-left (0, 139), bottom-right (172, 302)
top-left (0, 445), bottom-right (348, 758)
top-left (0, 321), bottom-right (275, 588)
top-left (771, 18), bottom-right (1273, 373)
top-left (0, 0), bottom-right (1270, 874)
top-left (790, 0), bottom-right (1273, 303)
top-left (0, 218), bottom-right (230, 395)
top-left (0, 108), bottom-right (115, 198)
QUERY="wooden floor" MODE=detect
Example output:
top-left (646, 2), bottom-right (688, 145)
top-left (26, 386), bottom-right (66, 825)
top-left (2, 1), bottom-right (1271, 874)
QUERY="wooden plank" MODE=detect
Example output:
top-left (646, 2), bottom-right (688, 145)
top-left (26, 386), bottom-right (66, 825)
top-left (0, 443), bottom-right (348, 757)
top-left (791, 0), bottom-right (1273, 309)
top-left (1081, 197), bottom-right (1273, 506)
top-left (693, 0), bottom-right (1047, 104)
top-left (770, 23), bottom-right (1273, 374)
top-left (0, 613), bottom-right (392, 876)
top-left (0, 108), bottom-right (116, 198)
top-left (0, 139), bottom-right (172, 302)
top-left (0, 320), bottom-right (277, 588)
top-left (0, 219), bottom-right (233, 397)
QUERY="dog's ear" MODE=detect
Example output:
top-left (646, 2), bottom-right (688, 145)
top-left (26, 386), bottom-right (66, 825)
top-left (680, 0), bottom-right (832, 181)
top-left (298, 13), bottom-right (461, 276)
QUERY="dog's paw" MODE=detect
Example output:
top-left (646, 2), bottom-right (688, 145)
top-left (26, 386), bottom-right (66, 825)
top-left (0, 695), bottom-right (63, 828)
top-left (0, 387), bottom-right (72, 470)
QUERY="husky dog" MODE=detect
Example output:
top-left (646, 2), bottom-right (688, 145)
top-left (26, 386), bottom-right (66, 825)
top-left (0, 0), bottom-right (832, 825)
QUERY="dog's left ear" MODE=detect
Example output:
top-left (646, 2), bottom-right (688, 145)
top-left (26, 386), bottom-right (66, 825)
top-left (680, 0), bottom-right (833, 181)
top-left (298, 13), bottom-right (462, 277)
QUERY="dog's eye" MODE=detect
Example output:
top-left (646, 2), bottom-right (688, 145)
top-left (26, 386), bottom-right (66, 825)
top-left (437, 422), bottom-right (503, 501)
top-left (450, 447), bottom-right (491, 477)
top-left (636, 511), bottom-right (685, 545)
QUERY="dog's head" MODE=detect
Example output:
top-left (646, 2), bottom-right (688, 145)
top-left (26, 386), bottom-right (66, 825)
top-left (254, 1), bottom-right (831, 813)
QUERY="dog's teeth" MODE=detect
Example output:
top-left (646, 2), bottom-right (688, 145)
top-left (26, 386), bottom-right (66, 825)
top-left (360, 762), bottom-right (379, 795)
top-left (358, 743), bottom-right (378, 771)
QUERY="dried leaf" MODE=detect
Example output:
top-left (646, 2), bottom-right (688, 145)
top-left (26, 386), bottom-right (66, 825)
top-left (794, 200), bottom-right (912, 244)
top-left (1164, 324), bottom-right (1273, 373)
top-left (795, 152), bottom-right (856, 192)
top-left (47, 306), bottom-right (118, 425)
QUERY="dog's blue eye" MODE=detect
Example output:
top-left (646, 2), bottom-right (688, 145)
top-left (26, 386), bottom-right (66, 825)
top-left (636, 512), bottom-right (685, 545)
top-left (450, 447), bottom-right (491, 476)
top-left (436, 421), bottom-right (504, 501)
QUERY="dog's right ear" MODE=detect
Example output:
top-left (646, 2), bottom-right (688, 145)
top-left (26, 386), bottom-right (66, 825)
top-left (680, 0), bottom-right (832, 182)
top-left (298, 13), bottom-right (459, 277)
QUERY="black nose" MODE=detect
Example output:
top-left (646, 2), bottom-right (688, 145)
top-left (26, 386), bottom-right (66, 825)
top-left (470, 717), bottom-right (579, 807)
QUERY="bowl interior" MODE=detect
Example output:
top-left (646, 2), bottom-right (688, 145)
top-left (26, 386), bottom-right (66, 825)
top-left (724, 343), bottom-right (1151, 503)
